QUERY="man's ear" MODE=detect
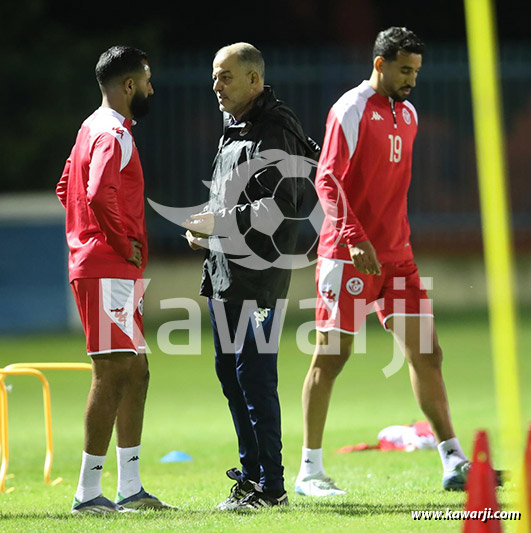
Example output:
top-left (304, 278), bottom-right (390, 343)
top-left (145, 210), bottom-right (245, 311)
top-left (374, 56), bottom-right (385, 74)
top-left (249, 71), bottom-right (260, 85)
top-left (124, 77), bottom-right (135, 94)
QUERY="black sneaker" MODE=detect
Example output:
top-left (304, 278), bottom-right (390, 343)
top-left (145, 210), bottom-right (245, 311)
top-left (217, 468), bottom-right (257, 510)
top-left (235, 488), bottom-right (289, 510)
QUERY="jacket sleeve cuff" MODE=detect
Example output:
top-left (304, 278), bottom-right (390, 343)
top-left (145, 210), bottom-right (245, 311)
top-left (344, 232), bottom-right (368, 248)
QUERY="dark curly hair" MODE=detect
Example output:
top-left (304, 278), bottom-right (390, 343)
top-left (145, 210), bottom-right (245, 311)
top-left (373, 27), bottom-right (425, 61)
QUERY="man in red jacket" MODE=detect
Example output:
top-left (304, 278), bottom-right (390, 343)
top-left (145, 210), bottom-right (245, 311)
top-left (296, 27), bottom-right (479, 496)
top-left (57, 46), bottom-right (173, 513)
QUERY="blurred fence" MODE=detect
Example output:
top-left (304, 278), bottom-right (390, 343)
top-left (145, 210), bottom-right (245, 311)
top-left (0, 195), bottom-right (72, 334)
top-left (4, 44), bottom-right (531, 336)
top-left (135, 43), bottom-right (531, 254)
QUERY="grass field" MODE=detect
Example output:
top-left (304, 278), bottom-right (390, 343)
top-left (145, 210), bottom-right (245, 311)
top-left (0, 309), bottom-right (529, 532)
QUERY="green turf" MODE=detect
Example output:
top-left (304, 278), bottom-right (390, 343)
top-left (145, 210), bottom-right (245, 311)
top-left (0, 310), bottom-right (529, 532)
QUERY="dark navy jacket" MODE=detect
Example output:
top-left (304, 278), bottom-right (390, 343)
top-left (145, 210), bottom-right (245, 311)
top-left (200, 86), bottom-right (319, 308)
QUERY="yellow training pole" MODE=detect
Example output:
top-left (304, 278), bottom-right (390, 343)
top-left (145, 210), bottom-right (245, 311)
top-left (464, 0), bottom-right (527, 529)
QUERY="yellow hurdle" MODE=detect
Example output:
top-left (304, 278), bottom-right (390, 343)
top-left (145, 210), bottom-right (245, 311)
top-left (0, 368), bottom-right (52, 492)
top-left (3, 363), bottom-right (92, 373)
top-left (0, 363), bottom-right (91, 492)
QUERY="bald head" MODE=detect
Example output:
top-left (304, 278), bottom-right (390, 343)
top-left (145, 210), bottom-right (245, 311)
top-left (214, 42), bottom-right (265, 81)
top-left (212, 42), bottom-right (266, 120)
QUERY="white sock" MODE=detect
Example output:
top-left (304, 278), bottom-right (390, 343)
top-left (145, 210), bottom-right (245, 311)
top-left (438, 438), bottom-right (468, 472)
top-left (116, 445), bottom-right (142, 499)
top-left (74, 451), bottom-right (106, 503)
top-left (298, 447), bottom-right (325, 479)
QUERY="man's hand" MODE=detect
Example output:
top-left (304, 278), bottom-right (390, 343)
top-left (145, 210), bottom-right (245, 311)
top-left (127, 240), bottom-right (143, 268)
top-left (348, 240), bottom-right (381, 275)
top-left (185, 229), bottom-right (208, 251)
top-left (182, 212), bottom-right (215, 236)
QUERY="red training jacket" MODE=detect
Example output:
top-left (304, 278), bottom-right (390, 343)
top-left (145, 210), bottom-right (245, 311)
top-left (56, 107), bottom-right (148, 282)
top-left (316, 80), bottom-right (417, 264)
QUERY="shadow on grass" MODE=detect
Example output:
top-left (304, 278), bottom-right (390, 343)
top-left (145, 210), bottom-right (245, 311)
top-left (294, 500), bottom-right (466, 517)
top-left (0, 501), bottom-right (465, 520)
top-left (0, 510), bottom-right (180, 520)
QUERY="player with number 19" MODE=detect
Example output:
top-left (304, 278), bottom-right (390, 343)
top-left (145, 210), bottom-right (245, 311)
top-left (296, 27), bottom-right (479, 496)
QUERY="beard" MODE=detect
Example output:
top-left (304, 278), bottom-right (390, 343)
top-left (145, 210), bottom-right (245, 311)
top-left (392, 92), bottom-right (407, 103)
top-left (390, 86), bottom-right (412, 103)
top-left (131, 91), bottom-right (150, 119)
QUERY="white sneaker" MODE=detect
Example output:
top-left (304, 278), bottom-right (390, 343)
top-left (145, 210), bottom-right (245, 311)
top-left (295, 474), bottom-right (346, 496)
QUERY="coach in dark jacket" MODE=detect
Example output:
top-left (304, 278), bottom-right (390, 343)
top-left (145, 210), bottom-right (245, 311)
top-left (184, 42), bottom-right (318, 510)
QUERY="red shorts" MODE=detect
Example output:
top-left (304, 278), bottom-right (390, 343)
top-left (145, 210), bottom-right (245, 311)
top-left (315, 257), bottom-right (433, 334)
top-left (71, 278), bottom-right (146, 356)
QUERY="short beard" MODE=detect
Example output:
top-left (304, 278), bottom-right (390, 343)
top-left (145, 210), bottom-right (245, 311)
top-left (390, 87), bottom-right (412, 103)
top-left (392, 94), bottom-right (407, 103)
top-left (131, 92), bottom-right (150, 119)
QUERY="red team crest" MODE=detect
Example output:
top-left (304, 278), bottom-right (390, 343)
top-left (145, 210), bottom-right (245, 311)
top-left (346, 277), bottom-right (364, 296)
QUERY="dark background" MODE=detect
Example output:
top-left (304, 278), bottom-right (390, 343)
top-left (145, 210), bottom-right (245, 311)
top-left (1, 0), bottom-right (528, 194)
top-left (1, 0), bottom-right (530, 335)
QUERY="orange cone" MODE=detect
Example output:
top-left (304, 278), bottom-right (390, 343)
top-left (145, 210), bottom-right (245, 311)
top-left (462, 430), bottom-right (502, 532)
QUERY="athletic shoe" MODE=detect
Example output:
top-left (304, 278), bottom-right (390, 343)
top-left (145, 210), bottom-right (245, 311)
top-left (117, 487), bottom-right (177, 510)
top-left (71, 494), bottom-right (136, 514)
top-left (295, 474), bottom-right (346, 496)
top-left (217, 468), bottom-right (257, 510)
top-left (443, 460), bottom-right (505, 491)
top-left (235, 488), bottom-right (289, 509)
